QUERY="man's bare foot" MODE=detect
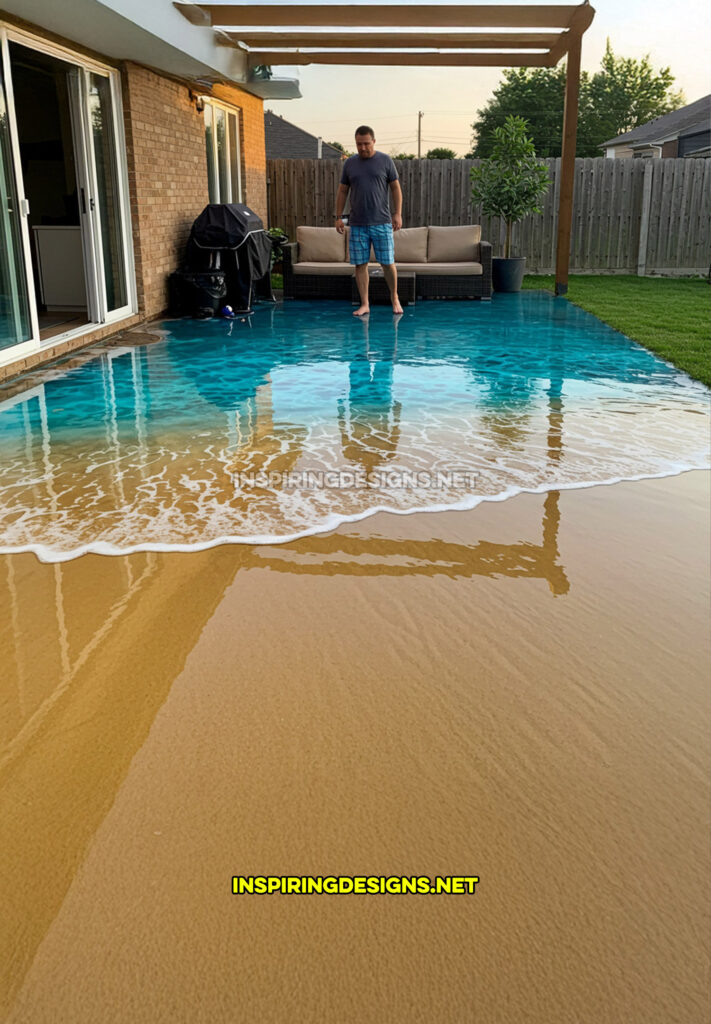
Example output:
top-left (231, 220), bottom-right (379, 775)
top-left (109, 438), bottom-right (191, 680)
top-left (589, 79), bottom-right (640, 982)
top-left (392, 299), bottom-right (403, 314)
top-left (353, 304), bottom-right (370, 317)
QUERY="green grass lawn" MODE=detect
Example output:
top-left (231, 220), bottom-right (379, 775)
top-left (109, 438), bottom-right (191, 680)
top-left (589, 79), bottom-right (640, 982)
top-left (523, 275), bottom-right (710, 388)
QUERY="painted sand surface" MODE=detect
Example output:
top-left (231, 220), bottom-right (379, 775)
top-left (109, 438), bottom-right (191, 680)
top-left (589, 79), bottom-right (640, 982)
top-left (0, 294), bottom-right (708, 559)
top-left (1, 472), bottom-right (709, 1023)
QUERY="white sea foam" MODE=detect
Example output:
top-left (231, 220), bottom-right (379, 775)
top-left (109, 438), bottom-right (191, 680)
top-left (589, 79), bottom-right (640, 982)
top-left (0, 462), bottom-right (707, 563)
top-left (0, 466), bottom-right (705, 564)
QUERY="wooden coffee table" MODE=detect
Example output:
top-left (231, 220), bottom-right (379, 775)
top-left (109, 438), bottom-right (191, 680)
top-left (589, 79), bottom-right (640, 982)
top-left (351, 268), bottom-right (416, 306)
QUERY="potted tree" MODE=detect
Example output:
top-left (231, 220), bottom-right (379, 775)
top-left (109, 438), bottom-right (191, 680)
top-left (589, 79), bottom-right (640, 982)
top-left (470, 115), bottom-right (550, 292)
top-left (267, 226), bottom-right (289, 275)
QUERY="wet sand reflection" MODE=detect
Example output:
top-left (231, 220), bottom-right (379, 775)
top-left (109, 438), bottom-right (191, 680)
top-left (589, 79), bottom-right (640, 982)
top-left (0, 483), bottom-right (570, 1010)
top-left (0, 549), bottom-right (242, 1014)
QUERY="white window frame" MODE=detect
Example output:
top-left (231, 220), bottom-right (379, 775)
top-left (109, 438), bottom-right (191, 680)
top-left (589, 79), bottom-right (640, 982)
top-left (203, 97), bottom-right (243, 204)
top-left (0, 21), bottom-right (137, 367)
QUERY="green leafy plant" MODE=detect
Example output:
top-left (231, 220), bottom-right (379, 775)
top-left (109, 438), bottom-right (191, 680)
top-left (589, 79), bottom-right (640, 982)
top-left (425, 147), bottom-right (457, 159)
top-left (470, 115), bottom-right (550, 258)
top-left (267, 226), bottom-right (288, 269)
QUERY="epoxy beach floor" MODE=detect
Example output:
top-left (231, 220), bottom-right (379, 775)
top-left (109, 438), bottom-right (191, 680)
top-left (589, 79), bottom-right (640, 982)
top-left (1, 295), bottom-right (708, 560)
top-left (1, 470), bottom-right (709, 1023)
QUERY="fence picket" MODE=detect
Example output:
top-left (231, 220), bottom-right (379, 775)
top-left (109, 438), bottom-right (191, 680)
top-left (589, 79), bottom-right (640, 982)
top-left (698, 162), bottom-right (711, 271)
top-left (267, 157), bottom-right (710, 273)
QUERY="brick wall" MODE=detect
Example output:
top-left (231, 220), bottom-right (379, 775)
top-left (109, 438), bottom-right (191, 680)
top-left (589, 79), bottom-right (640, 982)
top-left (122, 67), bottom-right (267, 318)
top-left (121, 63), bottom-right (209, 318)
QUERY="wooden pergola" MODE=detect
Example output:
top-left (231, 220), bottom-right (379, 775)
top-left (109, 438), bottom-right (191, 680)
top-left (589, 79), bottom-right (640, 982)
top-left (176, 2), bottom-right (596, 294)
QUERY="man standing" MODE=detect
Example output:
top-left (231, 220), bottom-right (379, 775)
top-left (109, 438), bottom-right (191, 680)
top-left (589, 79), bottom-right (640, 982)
top-left (335, 126), bottom-right (403, 316)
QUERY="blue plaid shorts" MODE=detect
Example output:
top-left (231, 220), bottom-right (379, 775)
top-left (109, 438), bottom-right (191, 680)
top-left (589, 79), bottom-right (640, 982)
top-left (349, 223), bottom-right (395, 266)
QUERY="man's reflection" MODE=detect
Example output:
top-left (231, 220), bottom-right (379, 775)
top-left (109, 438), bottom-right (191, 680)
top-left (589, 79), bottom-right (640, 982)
top-left (338, 318), bottom-right (402, 476)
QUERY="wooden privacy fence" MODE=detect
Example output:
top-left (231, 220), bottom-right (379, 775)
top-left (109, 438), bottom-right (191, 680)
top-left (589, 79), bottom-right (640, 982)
top-left (267, 157), bottom-right (711, 275)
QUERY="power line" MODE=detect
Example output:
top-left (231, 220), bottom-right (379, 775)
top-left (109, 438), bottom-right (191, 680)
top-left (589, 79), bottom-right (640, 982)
top-left (284, 111), bottom-right (438, 124)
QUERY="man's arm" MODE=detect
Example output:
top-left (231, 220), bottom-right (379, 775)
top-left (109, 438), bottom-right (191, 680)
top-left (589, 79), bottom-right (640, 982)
top-left (335, 183), bottom-right (349, 234)
top-left (390, 180), bottom-right (402, 231)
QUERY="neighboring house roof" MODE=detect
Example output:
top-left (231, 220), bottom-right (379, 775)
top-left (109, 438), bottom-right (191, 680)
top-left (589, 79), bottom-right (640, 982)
top-left (600, 94), bottom-right (711, 149)
top-left (265, 111), bottom-right (344, 159)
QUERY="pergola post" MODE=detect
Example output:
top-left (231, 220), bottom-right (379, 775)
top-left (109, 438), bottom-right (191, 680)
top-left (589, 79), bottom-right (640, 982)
top-left (554, 32), bottom-right (582, 296)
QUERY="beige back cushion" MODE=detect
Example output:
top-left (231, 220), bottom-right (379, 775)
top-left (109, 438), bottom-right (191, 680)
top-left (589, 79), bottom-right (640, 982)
top-left (394, 226), bottom-right (428, 263)
top-left (297, 226), bottom-right (346, 263)
top-left (427, 225), bottom-right (482, 262)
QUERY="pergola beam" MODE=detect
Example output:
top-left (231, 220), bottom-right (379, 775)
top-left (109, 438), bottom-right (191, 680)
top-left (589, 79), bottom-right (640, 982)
top-left (555, 31), bottom-right (582, 294)
top-left (186, 4), bottom-right (584, 29)
top-left (545, 2), bottom-right (594, 63)
top-left (248, 51), bottom-right (552, 67)
top-left (229, 32), bottom-right (561, 49)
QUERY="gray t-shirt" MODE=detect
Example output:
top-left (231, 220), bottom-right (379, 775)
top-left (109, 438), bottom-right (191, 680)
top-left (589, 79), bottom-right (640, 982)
top-left (340, 151), bottom-right (398, 226)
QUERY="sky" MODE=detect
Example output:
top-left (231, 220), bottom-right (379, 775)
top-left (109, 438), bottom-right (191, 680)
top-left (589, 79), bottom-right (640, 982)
top-left (252, 0), bottom-right (711, 156)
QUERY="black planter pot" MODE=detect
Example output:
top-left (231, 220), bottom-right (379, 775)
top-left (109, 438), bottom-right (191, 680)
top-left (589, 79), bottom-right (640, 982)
top-left (492, 256), bottom-right (526, 293)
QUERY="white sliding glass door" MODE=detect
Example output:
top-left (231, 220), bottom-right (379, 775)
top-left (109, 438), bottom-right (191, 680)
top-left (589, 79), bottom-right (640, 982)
top-left (65, 63), bottom-right (133, 322)
top-left (87, 72), bottom-right (130, 315)
top-left (67, 65), bottom-right (102, 325)
top-left (0, 25), bottom-right (134, 365)
top-left (0, 35), bottom-right (38, 356)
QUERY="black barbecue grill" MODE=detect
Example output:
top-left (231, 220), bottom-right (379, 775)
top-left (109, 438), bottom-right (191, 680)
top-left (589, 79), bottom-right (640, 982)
top-left (170, 203), bottom-right (273, 317)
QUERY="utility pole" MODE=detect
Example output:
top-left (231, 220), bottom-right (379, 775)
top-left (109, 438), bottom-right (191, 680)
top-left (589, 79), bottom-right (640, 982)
top-left (417, 111), bottom-right (424, 159)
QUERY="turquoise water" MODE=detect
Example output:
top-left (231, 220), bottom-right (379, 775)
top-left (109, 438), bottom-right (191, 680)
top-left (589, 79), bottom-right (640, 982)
top-left (0, 293), bottom-right (708, 560)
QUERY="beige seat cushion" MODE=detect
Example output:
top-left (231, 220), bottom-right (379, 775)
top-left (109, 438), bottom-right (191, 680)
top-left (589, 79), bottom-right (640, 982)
top-left (293, 261), bottom-right (481, 276)
top-left (427, 225), bottom-right (482, 262)
top-left (297, 226), bottom-right (346, 263)
top-left (394, 226), bottom-right (428, 263)
top-left (407, 262), bottom-right (483, 276)
top-left (293, 262), bottom-right (354, 276)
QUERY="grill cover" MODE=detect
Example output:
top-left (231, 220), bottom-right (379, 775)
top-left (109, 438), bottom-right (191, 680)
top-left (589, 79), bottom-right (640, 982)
top-left (186, 203), bottom-right (272, 283)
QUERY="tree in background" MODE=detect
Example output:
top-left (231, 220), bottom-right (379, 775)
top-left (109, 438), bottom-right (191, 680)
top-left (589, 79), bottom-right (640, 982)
top-left (327, 140), bottom-right (351, 156)
top-left (425, 147), bottom-right (457, 159)
top-left (469, 42), bottom-right (683, 158)
top-left (584, 42), bottom-right (683, 149)
top-left (469, 67), bottom-right (568, 157)
top-left (391, 152), bottom-right (416, 159)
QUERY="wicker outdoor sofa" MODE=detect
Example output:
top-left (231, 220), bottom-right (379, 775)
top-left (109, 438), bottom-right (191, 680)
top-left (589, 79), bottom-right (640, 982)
top-left (282, 225), bottom-right (492, 301)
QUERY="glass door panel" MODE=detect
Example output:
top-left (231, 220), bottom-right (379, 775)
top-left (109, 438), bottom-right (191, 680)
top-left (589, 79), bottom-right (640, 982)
top-left (215, 106), bottom-right (229, 201)
top-left (204, 104), bottom-right (217, 202)
top-left (66, 65), bottom-right (101, 324)
top-left (87, 73), bottom-right (127, 314)
top-left (0, 63), bottom-right (33, 351)
top-left (228, 112), bottom-right (241, 203)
